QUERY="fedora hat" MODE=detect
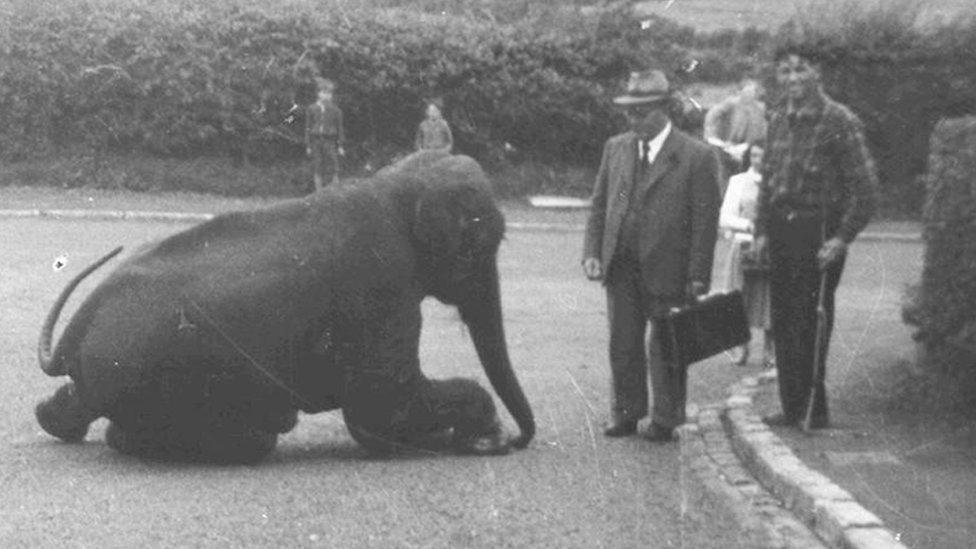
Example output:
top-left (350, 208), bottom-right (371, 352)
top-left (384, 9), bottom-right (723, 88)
top-left (613, 70), bottom-right (671, 106)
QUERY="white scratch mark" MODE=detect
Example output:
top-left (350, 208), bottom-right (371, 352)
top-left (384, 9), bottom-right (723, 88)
top-left (563, 366), bottom-right (597, 417)
top-left (582, 412), bottom-right (597, 453)
top-left (546, 405), bottom-right (562, 443)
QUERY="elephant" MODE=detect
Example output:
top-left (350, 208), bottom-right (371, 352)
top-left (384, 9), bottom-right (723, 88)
top-left (34, 150), bottom-right (535, 463)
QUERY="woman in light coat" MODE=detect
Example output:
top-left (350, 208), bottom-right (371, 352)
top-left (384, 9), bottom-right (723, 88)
top-left (718, 143), bottom-right (774, 367)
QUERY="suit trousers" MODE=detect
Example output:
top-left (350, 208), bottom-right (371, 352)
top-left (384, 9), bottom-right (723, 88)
top-left (768, 213), bottom-right (846, 423)
top-left (605, 253), bottom-right (687, 429)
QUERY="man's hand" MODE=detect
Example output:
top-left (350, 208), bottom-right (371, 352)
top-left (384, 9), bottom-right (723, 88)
top-left (686, 280), bottom-right (707, 302)
top-left (582, 257), bottom-right (603, 281)
top-left (306, 147), bottom-right (312, 157)
top-left (818, 237), bottom-right (847, 270)
top-left (338, 146), bottom-right (346, 157)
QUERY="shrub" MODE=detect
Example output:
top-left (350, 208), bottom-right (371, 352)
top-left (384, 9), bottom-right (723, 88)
top-left (902, 117), bottom-right (976, 380)
top-left (0, 0), bottom-right (760, 195)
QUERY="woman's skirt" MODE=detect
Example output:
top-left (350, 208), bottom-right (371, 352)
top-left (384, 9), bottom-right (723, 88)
top-left (718, 235), bottom-right (771, 330)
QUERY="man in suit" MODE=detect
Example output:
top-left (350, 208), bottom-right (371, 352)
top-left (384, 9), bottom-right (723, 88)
top-left (582, 70), bottom-right (721, 442)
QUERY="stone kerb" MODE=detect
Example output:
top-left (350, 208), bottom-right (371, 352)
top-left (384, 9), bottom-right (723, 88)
top-left (678, 406), bottom-right (827, 548)
top-left (722, 371), bottom-right (908, 549)
top-left (0, 209), bottom-right (215, 223)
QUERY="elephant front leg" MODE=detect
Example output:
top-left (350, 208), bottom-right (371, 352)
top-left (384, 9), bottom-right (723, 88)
top-left (342, 376), bottom-right (509, 456)
top-left (423, 377), bottom-right (509, 455)
top-left (339, 300), bottom-right (510, 456)
top-left (35, 382), bottom-right (97, 442)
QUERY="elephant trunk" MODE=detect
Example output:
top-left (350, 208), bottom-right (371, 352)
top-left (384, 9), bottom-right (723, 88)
top-left (461, 262), bottom-right (535, 449)
top-left (38, 246), bottom-right (123, 376)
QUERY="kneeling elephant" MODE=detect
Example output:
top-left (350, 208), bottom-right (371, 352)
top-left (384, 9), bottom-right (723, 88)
top-left (35, 151), bottom-right (535, 463)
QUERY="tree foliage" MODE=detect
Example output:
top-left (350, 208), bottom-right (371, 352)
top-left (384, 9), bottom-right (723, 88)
top-left (0, 0), bottom-right (741, 171)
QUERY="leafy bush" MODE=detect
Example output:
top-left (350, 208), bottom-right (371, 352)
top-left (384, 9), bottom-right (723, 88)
top-left (0, 0), bottom-right (776, 196)
top-left (902, 117), bottom-right (976, 378)
top-left (0, 1), bottom-right (711, 177)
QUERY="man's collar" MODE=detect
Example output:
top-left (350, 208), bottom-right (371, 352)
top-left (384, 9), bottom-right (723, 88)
top-left (649, 121), bottom-right (672, 149)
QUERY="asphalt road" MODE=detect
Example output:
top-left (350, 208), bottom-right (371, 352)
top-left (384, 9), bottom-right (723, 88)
top-left (1, 216), bottom-right (768, 548)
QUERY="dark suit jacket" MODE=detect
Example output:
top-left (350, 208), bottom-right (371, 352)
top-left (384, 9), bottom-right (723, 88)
top-left (583, 128), bottom-right (721, 297)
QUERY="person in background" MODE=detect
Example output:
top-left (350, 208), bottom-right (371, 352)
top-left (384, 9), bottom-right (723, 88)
top-left (753, 44), bottom-right (879, 429)
top-left (414, 102), bottom-right (453, 153)
top-left (582, 69), bottom-right (721, 442)
top-left (717, 142), bottom-right (774, 368)
top-left (703, 77), bottom-right (767, 174)
top-left (305, 77), bottom-right (345, 191)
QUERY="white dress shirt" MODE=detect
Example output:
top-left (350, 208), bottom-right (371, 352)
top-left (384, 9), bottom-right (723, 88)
top-left (637, 122), bottom-right (672, 165)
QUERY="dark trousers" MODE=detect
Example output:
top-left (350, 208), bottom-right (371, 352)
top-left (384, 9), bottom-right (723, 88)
top-left (605, 254), bottom-right (687, 429)
top-left (768, 213), bottom-right (846, 423)
top-left (309, 136), bottom-right (338, 190)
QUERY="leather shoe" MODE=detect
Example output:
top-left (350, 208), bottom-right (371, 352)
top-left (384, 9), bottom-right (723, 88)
top-left (762, 413), bottom-right (798, 427)
top-left (643, 422), bottom-right (675, 442)
top-left (603, 419), bottom-right (638, 437)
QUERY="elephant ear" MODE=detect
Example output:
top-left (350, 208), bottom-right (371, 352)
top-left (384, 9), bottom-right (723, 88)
top-left (414, 189), bottom-right (463, 263)
top-left (412, 155), bottom-right (502, 268)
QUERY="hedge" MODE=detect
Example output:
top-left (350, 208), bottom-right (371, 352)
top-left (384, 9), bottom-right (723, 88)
top-left (10, 0), bottom-right (975, 217)
top-left (902, 117), bottom-right (976, 375)
top-left (0, 0), bottom-right (748, 176)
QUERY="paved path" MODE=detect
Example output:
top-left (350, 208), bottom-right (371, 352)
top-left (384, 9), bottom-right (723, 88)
top-left (1, 213), bottom-right (752, 548)
top-left (0, 207), bottom-right (927, 547)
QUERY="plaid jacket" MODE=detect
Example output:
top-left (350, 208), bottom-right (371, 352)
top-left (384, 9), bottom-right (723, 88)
top-left (755, 90), bottom-right (879, 243)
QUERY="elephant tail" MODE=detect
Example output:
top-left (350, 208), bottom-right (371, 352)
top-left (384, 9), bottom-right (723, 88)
top-left (38, 246), bottom-right (124, 376)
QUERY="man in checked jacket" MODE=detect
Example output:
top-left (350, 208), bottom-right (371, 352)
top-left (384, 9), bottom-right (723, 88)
top-left (753, 44), bottom-right (879, 429)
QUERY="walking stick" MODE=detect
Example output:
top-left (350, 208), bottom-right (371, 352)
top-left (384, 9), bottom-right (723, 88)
top-left (802, 136), bottom-right (832, 433)
top-left (801, 270), bottom-right (829, 433)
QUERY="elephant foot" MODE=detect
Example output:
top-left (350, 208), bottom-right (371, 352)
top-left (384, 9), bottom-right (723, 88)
top-left (35, 384), bottom-right (94, 443)
top-left (453, 430), bottom-right (511, 456)
top-left (452, 420), bottom-right (510, 456)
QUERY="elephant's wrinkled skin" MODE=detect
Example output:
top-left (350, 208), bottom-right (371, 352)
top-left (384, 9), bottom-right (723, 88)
top-left (35, 151), bottom-right (535, 463)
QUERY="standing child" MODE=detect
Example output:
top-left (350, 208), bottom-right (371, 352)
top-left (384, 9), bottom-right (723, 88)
top-left (414, 102), bottom-right (453, 153)
top-left (305, 78), bottom-right (345, 191)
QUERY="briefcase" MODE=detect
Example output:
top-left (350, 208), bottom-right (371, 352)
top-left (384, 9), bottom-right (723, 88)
top-left (658, 291), bottom-right (751, 368)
